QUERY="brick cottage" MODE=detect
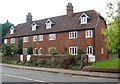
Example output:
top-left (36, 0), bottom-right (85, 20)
top-left (4, 3), bottom-right (108, 61)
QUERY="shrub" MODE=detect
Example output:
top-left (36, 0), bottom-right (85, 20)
top-left (2, 44), bottom-right (18, 56)
top-left (27, 47), bottom-right (33, 55)
top-left (17, 39), bottom-right (23, 55)
top-left (49, 47), bottom-right (59, 55)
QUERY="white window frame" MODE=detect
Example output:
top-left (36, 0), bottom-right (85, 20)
top-left (10, 26), bottom-right (14, 34)
top-left (87, 46), bottom-right (93, 55)
top-left (38, 48), bottom-right (42, 55)
top-left (23, 37), bottom-right (28, 43)
top-left (69, 46), bottom-right (77, 55)
top-left (81, 17), bottom-right (87, 24)
top-left (31, 22), bottom-right (39, 31)
top-left (86, 30), bottom-right (93, 38)
top-left (33, 35), bottom-right (38, 42)
top-left (11, 38), bottom-right (15, 43)
top-left (33, 48), bottom-right (37, 55)
top-left (45, 19), bottom-right (54, 29)
top-left (4, 39), bottom-right (7, 44)
top-left (101, 47), bottom-right (104, 54)
top-left (79, 13), bottom-right (90, 24)
top-left (38, 35), bottom-right (43, 41)
top-left (69, 31), bottom-right (77, 39)
top-left (49, 34), bottom-right (56, 40)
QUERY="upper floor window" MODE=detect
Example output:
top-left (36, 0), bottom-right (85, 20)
top-left (69, 31), bottom-right (77, 39)
top-left (23, 37), bottom-right (28, 42)
top-left (33, 35), bottom-right (38, 42)
top-left (4, 39), bottom-right (7, 44)
top-left (45, 19), bottom-right (54, 29)
top-left (11, 38), bottom-right (15, 43)
top-left (79, 13), bottom-right (90, 24)
top-left (38, 35), bottom-right (43, 41)
top-left (86, 30), bottom-right (93, 38)
top-left (31, 22), bottom-right (39, 31)
top-left (69, 46), bottom-right (77, 55)
top-left (49, 34), bottom-right (56, 40)
top-left (10, 26), bottom-right (14, 34)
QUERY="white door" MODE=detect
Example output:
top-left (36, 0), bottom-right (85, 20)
top-left (87, 46), bottom-right (95, 62)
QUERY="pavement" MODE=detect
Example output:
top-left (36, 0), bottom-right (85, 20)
top-left (1, 63), bottom-right (120, 79)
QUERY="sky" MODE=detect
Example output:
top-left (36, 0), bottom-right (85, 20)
top-left (0, 0), bottom-right (116, 25)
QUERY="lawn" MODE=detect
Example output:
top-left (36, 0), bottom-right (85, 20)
top-left (88, 58), bottom-right (120, 69)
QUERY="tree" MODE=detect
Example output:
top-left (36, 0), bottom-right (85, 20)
top-left (2, 20), bottom-right (13, 37)
top-left (102, 0), bottom-right (120, 58)
top-left (17, 39), bottom-right (23, 55)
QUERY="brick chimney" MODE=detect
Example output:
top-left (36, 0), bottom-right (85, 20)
top-left (66, 3), bottom-right (73, 17)
top-left (26, 12), bottom-right (32, 24)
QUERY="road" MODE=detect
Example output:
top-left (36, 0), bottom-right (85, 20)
top-left (1, 66), bottom-right (118, 83)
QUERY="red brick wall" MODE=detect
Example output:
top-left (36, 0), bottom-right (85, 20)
top-left (95, 18), bottom-right (108, 60)
top-left (6, 31), bottom-right (94, 55)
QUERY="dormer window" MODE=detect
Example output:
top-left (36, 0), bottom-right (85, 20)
top-left (10, 26), bottom-right (14, 34)
top-left (45, 19), bottom-right (54, 29)
top-left (79, 13), bottom-right (90, 24)
top-left (31, 22), bottom-right (39, 31)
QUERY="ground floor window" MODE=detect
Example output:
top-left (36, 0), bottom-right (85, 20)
top-left (87, 46), bottom-right (93, 55)
top-left (69, 46), bottom-right (77, 55)
top-left (33, 48), bottom-right (37, 55)
top-left (23, 48), bottom-right (27, 55)
top-left (101, 47), bottom-right (104, 54)
top-left (38, 48), bottom-right (42, 55)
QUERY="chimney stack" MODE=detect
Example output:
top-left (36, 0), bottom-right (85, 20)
top-left (66, 3), bottom-right (73, 17)
top-left (26, 12), bottom-right (32, 24)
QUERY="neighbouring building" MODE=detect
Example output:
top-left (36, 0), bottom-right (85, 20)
top-left (3, 3), bottom-right (108, 60)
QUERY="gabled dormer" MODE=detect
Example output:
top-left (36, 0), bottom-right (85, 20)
top-left (79, 13), bottom-right (90, 24)
top-left (10, 26), bottom-right (15, 34)
top-left (31, 22), bottom-right (39, 31)
top-left (45, 19), bottom-right (54, 29)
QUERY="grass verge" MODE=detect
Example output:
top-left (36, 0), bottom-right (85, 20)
top-left (88, 58), bottom-right (120, 69)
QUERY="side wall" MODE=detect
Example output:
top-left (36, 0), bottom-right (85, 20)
top-left (95, 17), bottom-right (108, 60)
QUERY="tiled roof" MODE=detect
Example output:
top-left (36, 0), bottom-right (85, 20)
top-left (4, 10), bottom-right (102, 38)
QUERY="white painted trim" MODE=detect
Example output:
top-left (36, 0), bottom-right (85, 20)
top-left (69, 31), bottom-right (77, 39)
top-left (85, 30), bottom-right (93, 38)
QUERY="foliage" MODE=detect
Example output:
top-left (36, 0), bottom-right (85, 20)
top-left (17, 39), bottom-right (23, 55)
top-left (49, 47), bottom-right (59, 55)
top-left (102, 1), bottom-right (120, 57)
top-left (63, 47), bottom-right (68, 54)
top-left (88, 58), bottom-right (120, 69)
top-left (27, 47), bottom-right (33, 55)
top-left (2, 44), bottom-right (18, 56)
top-left (2, 20), bottom-right (14, 37)
top-left (77, 49), bottom-right (84, 60)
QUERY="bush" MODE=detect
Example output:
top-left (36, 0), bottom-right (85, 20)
top-left (49, 47), bottom-right (59, 55)
top-left (27, 47), bottom-right (33, 55)
top-left (2, 44), bottom-right (18, 56)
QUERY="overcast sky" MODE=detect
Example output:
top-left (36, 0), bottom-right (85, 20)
top-left (0, 0), bottom-right (116, 25)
